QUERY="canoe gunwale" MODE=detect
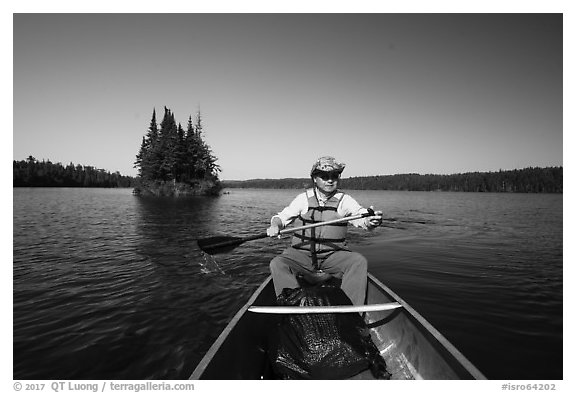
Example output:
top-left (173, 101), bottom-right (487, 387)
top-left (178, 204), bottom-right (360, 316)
top-left (189, 276), bottom-right (273, 380)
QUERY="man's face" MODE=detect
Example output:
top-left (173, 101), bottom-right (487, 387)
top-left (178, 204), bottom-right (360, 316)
top-left (313, 171), bottom-right (340, 195)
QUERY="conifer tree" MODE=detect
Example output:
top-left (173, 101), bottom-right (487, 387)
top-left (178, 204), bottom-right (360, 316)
top-left (175, 123), bottom-right (186, 181)
top-left (183, 115), bottom-right (197, 182)
top-left (158, 106), bottom-right (176, 180)
top-left (135, 108), bottom-right (161, 180)
top-left (191, 110), bottom-right (220, 179)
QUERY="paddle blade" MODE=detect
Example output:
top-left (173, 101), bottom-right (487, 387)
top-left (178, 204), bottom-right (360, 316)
top-left (197, 236), bottom-right (244, 255)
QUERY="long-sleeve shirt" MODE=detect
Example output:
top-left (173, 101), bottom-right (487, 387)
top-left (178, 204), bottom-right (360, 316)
top-left (271, 188), bottom-right (373, 230)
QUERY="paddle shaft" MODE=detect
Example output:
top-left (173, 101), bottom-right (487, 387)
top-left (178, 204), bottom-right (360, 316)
top-left (277, 211), bottom-right (375, 236)
top-left (198, 211), bottom-right (377, 254)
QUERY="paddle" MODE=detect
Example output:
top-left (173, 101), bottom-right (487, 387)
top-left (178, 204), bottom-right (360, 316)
top-left (197, 209), bottom-right (378, 255)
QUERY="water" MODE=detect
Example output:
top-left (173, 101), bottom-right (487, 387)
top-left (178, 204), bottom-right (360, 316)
top-left (13, 188), bottom-right (562, 380)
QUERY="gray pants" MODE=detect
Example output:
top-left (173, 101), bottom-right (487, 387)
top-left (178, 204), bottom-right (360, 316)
top-left (269, 247), bottom-right (368, 306)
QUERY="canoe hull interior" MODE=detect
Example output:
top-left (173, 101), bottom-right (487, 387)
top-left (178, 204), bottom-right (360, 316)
top-left (364, 274), bottom-right (485, 379)
top-left (190, 274), bottom-right (485, 380)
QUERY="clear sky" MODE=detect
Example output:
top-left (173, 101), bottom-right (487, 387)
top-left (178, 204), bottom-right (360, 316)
top-left (13, 12), bottom-right (564, 180)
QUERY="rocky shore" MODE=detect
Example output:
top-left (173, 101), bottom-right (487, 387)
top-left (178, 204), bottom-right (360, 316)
top-left (132, 179), bottom-right (222, 197)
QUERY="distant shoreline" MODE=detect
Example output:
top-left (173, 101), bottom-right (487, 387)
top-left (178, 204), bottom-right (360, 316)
top-left (13, 161), bottom-right (562, 194)
top-left (221, 166), bottom-right (562, 193)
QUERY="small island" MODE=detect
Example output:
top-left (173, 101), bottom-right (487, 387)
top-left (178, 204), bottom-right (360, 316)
top-left (133, 107), bottom-right (222, 197)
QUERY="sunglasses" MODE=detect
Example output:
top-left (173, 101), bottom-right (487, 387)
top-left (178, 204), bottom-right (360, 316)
top-left (316, 172), bottom-right (340, 181)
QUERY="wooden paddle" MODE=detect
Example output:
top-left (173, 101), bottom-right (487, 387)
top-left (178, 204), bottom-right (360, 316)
top-left (197, 210), bottom-right (377, 255)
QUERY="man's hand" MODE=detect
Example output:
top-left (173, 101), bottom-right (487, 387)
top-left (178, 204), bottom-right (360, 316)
top-left (267, 217), bottom-right (283, 237)
top-left (366, 206), bottom-right (383, 229)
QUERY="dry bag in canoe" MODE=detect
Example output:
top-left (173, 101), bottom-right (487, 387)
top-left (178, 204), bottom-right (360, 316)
top-left (267, 281), bottom-right (391, 379)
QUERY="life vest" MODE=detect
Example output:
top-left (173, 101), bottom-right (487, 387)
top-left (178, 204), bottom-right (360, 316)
top-left (291, 188), bottom-right (349, 263)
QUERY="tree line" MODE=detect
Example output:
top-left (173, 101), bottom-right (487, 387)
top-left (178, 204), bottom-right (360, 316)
top-left (222, 166), bottom-right (562, 193)
top-left (134, 107), bottom-right (220, 184)
top-left (13, 157), bottom-right (135, 188)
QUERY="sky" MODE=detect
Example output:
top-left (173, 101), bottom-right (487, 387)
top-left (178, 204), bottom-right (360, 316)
top-left (12, 12), bottom-right (565, 180)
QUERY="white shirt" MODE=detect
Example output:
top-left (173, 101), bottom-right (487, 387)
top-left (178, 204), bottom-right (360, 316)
top-left (271, 188), bottom-right (372, 230)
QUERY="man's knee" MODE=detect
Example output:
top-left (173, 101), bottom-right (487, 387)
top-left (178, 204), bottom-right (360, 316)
top-left (269, 257), bottom-right (280, 273)
top-left (270, 256), bottom-right (289, 274)
top-left (347, 252), bottom-right (368, 272)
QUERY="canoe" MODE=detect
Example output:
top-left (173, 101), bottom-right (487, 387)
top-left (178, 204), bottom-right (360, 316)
top-left (190, 273), bottom-right (486, 380)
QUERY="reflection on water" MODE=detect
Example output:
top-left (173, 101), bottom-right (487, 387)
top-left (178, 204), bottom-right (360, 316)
top-left (13, 188), bottom-right (562, 379)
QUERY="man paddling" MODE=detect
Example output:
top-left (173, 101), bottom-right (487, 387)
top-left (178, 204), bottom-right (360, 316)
top-left (266, 156), bottom-right (383, 306)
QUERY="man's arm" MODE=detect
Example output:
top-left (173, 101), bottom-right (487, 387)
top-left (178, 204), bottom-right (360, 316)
top-left (339, 195), bottom-right (383, 230)
top-left (267, 193), bottom-right (307, 237)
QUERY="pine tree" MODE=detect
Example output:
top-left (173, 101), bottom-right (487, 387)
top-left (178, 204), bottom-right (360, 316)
top-left (192, 110), bottom-right (220, 179)
top-left (183, 115), bottom-right (197, 182)
top-left (135, 108), bottom-right (161, 180)
top-left (175, 122), bottom-right (186, 181)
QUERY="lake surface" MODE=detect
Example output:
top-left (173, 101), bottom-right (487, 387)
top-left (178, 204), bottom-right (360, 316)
top-left (12, 188), bottom-right (562, 380)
